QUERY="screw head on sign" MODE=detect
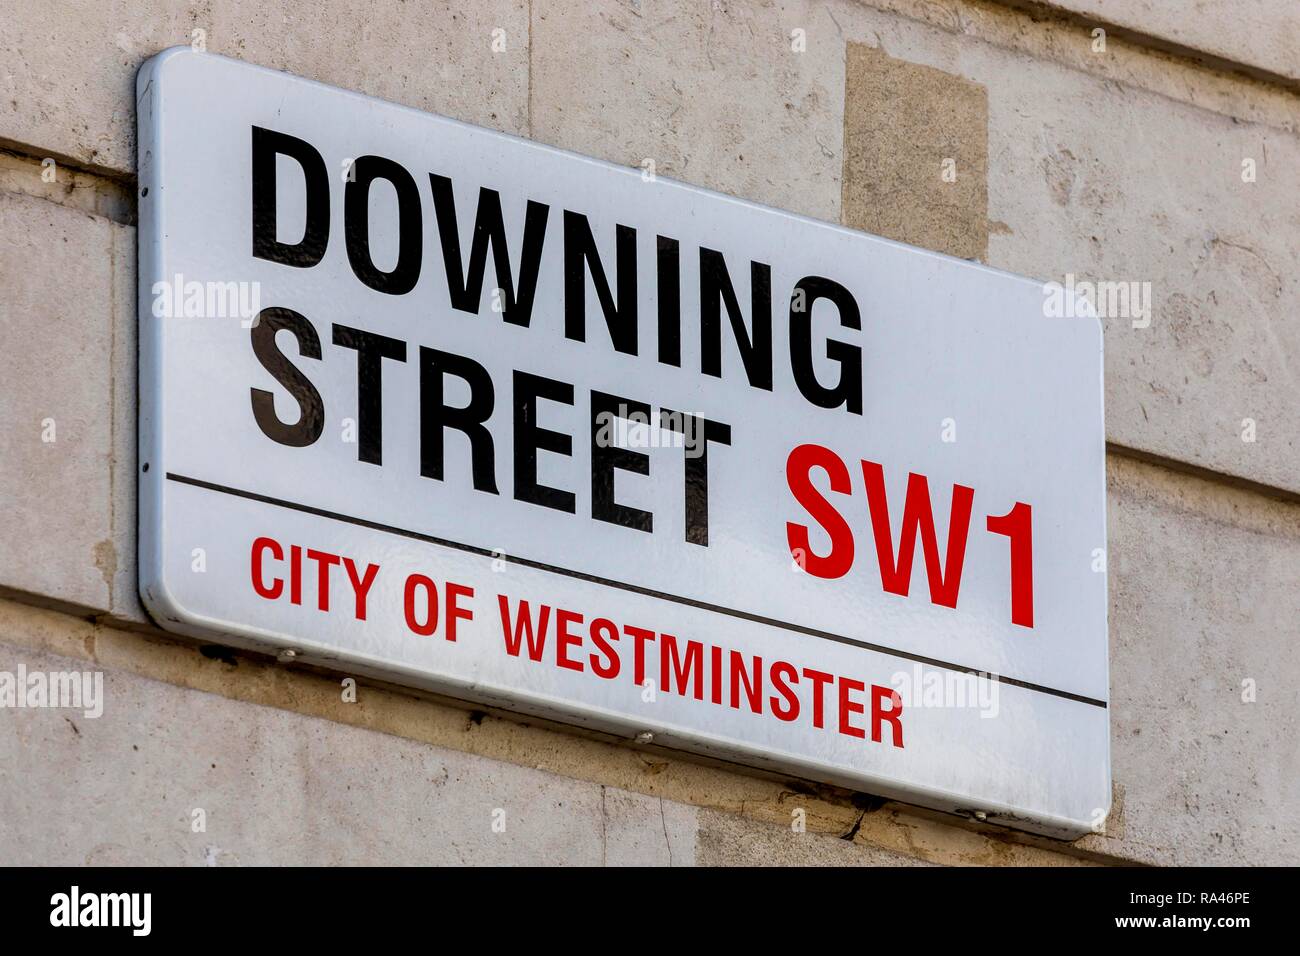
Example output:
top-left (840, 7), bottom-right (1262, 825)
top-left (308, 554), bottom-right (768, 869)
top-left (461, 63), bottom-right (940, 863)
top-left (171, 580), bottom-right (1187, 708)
top-left (278, 648), bottom-right (298, 662)
top-left (973, 811), bottom-right (988, 822)
top-left (634, 731), bottom-right (654, 744)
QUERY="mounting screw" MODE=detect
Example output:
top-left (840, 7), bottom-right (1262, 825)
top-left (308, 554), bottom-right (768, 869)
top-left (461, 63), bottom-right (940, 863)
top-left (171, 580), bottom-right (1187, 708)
top-left (277, 648), bottom-right (298, 662)
top-left (973, 810), bottom-right (988, 822)
top-left (634, 731), bottom-right (654, 744)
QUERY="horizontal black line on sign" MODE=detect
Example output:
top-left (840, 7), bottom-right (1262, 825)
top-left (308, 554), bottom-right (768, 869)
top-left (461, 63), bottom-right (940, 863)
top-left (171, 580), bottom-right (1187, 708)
top-left (165, 472), bottom-right (1107, 709)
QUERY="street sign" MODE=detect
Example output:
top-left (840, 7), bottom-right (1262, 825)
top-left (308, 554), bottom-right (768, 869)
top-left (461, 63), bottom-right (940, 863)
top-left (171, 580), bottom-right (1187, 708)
top-left (138, 48), bottom-right (1109, 838)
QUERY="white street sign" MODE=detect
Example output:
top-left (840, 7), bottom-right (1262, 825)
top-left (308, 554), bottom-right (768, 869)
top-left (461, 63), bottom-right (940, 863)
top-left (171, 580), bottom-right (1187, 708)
top-left (138, 48), bottom-right (1109, 838)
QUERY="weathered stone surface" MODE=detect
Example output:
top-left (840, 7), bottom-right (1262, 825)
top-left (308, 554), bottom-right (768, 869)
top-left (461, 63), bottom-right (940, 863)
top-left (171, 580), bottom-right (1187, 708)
top-left (0, 639), bottom-right (703, 865)
top-left (0, 0), bottom-right (529, 174)
top-left (842, 42), bottom-right (988, 260)
top-left (601, 787), bottom-right (697, 866)
top-left (529, 0), bottom-right (843, 222)
top-left (696, 808), bottom-right (934, 865)
top-left (1029, 0), bottom-right (1300, 85)
top-left (0, 192), bottom-right (124, 613)
top-left (0, 152), bottom-right (132, 224)
top-left (1078, 455), bottom-right (1300, 864)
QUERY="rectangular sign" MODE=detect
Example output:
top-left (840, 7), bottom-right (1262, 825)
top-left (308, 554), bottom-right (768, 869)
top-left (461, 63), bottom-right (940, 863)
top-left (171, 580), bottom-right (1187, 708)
top-left (137, 48), bottom-right (1109, 837)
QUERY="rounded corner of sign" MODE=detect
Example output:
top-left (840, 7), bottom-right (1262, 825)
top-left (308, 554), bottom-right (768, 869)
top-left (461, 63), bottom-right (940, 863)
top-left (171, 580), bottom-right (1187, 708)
top-left (137, 46), bottom-right (205, 88)
top-left (1067, 807), bottom-right (1113, 843)
top-left (137, 568), bottom-right (200, 635)
top-left (1095, 795), bottom-right (1114, 826)
top-left (1031, 801), bottom-right (1108, 841)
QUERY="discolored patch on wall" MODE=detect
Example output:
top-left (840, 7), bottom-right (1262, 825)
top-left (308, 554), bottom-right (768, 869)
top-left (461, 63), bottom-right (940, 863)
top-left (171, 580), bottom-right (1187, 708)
top-left (842, 43), bottom-right (989, 262)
